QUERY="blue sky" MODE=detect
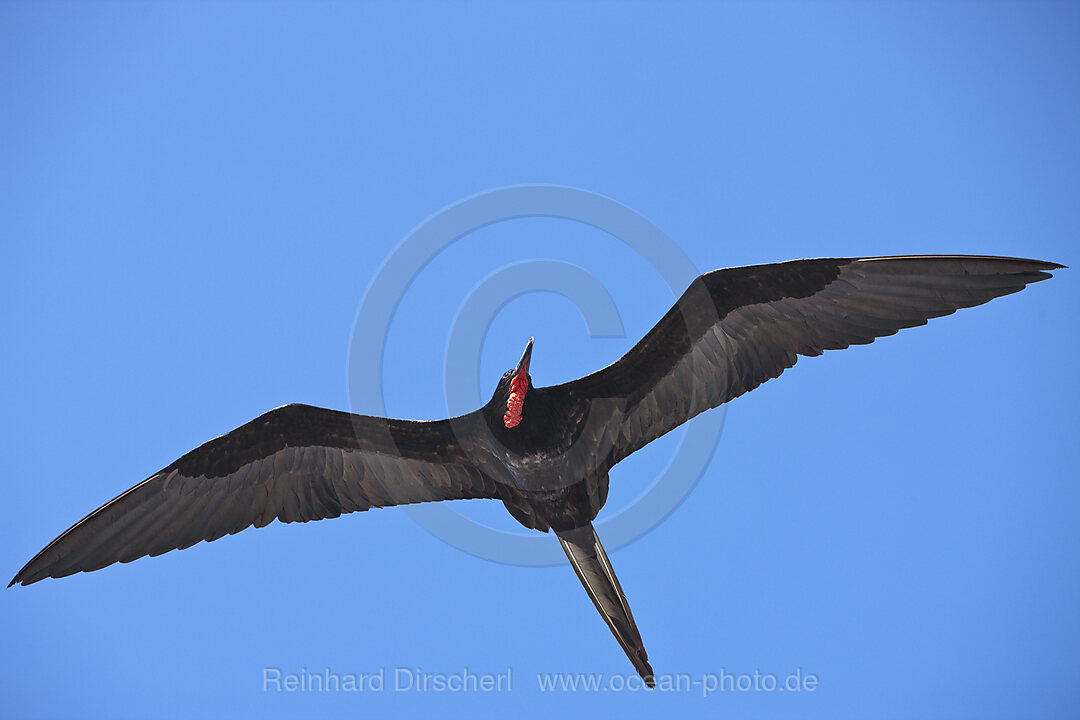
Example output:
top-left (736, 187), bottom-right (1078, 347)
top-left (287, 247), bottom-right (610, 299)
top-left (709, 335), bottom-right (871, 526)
top-left (2, 2), bottom-right (1077, 718)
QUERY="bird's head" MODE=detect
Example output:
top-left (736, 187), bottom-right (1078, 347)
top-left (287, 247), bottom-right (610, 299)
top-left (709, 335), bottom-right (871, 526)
top-left (495, 337), bottom-right (533, 429)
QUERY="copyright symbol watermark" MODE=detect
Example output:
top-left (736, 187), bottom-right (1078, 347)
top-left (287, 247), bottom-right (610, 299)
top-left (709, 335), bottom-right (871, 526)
top-left (347, 185), bottom-right (726, 566)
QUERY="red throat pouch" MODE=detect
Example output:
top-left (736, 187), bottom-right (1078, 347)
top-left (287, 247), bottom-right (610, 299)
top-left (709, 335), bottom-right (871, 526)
top-left (504, 371), bottom-right (528, 428)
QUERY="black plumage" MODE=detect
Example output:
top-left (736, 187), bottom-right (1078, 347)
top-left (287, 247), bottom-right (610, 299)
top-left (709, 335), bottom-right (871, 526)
top-left (10, 255), bottom-right (1062, 687)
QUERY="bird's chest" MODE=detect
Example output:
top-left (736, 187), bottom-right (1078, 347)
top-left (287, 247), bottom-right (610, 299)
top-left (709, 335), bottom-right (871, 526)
top-left (507, 462), bottom-right (610, 531)
top-left (502, 449), bottom-right (576, 493)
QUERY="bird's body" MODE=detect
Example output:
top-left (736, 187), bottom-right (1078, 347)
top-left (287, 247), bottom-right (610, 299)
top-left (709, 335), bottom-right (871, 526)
top-left (11, 255), bottom-right (1063, 687)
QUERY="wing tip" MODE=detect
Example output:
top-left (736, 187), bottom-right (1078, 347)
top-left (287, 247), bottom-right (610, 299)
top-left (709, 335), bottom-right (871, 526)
top-left (9, 569), bottom-right (42, 588)
top-left (9, 557), bottom-right (44, 588)
top-left (852, 255), bottom-right (1065, 272)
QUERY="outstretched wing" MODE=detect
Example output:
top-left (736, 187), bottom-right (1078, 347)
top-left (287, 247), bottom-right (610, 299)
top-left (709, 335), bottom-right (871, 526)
top-left (552, 255), bottom-right (1062, 470)
top-left (11, 403), bottom-right (498, 586)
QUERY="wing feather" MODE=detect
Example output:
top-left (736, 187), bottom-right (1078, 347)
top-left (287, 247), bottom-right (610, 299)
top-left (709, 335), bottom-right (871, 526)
top-left (10, 404), bottom-right (498, 586)
top-left (551, 255), bottom-right (1062, 470)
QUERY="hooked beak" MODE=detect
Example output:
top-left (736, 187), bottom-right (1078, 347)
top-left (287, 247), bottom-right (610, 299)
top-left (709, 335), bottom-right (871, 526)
top-left (514, 337), bottom-right (534, 379)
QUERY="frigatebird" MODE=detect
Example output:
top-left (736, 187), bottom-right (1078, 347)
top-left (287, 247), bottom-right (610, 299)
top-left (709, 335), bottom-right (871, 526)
top-left (10, 255), bottom-right (1062, 686)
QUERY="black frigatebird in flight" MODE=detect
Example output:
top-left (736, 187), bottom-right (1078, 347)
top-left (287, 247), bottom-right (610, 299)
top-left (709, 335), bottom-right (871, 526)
top-left (10, 255), bottom-right (1062, 686)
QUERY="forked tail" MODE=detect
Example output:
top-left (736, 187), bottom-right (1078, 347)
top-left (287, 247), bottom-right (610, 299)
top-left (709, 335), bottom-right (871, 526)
top-left (556, 523), bottom-right (655, 687)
